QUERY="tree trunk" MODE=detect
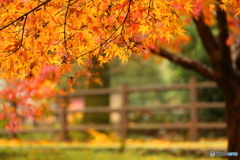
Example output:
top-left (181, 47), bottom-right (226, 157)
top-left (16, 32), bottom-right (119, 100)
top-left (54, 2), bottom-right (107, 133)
top-left (11, 101), bottom-right (18, 139)
top-left (220, 79), bottom-right (240, 160)
top-left (82, 63), bottom-right (110, 124)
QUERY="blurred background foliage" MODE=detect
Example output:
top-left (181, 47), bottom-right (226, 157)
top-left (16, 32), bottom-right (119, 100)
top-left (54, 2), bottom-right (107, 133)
top-left (109, 21), bottom-right (225, 139)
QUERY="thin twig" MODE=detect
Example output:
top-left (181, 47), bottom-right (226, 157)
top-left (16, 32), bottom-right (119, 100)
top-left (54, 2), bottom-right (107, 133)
top-left (0, 0), bottom-right (52, 31)
top-left (63, 0), bottom-right (72, 56)
top-left (6, 15), bottom-right (28, 57)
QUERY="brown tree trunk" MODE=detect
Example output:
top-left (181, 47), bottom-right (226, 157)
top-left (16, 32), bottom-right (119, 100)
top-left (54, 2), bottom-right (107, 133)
top-left (219, 79), bottom-right (240, 160)
top-left (11, 101), bottom-right (18, 139)
top-left (82, 62), bottom-right (110, 124)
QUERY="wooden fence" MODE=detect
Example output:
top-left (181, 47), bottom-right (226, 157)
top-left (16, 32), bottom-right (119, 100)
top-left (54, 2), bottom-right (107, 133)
top-left (0, 78), bottom-right (226, 141)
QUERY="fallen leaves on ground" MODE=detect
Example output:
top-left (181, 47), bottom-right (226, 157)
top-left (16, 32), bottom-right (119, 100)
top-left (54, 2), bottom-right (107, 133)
top-left (0, 138), bottom-right (227, 151)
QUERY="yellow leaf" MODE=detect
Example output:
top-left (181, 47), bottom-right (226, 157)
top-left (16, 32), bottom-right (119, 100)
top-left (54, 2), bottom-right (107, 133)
top-left (139, 25), bottom-right (150, 36)
top-left (184, 3), bottom-right (193, 13)
top-left (77, 58), bottom-right (84, 66)
top-left (93, 78), bottom-right (103, 86)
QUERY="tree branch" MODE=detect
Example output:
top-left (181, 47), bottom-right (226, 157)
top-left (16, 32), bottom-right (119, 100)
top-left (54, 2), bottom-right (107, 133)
top-left (216, 3), bottom-right (232, 72)
top-left (150, 48), bottom-right (217, 81)
top-left (63, 0), bottom-right (71, 56)
top-left (6, 15), bottom-right (28, 57)
top-left (0, 0), bottom-right (52, 31)
top-left (193, 15), bottom-right (220, 70)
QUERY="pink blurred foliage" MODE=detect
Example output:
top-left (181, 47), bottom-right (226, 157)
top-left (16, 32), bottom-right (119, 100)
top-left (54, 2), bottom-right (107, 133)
top-left (192, 0), bottom-right (204, 16)
top-left (0, 64), bottom-right (62, 132)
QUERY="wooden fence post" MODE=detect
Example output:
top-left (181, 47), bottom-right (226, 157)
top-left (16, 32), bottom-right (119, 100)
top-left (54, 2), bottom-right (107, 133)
top-left (11, 101), bottom-right (18, 139)
top-left (119, 84), bottom-right (128, 152)
top-left (59, 95), bottom-right (71, 141)
top-left (189, 78), bottom-right (199, 141)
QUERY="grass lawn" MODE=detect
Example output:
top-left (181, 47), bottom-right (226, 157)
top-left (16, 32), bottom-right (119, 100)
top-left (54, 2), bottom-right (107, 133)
top-left (0, 148), bottom-right (226, 160)
top-left (0, 136), bottom-right (227, 160)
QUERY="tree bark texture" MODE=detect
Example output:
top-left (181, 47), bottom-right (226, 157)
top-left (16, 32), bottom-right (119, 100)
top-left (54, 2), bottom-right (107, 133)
top-left (217, 76), bottom-right (240, 160)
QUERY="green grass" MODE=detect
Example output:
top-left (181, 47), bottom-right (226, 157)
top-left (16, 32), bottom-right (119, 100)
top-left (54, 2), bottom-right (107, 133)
top-left (0, 148), bottom-right (226, 160)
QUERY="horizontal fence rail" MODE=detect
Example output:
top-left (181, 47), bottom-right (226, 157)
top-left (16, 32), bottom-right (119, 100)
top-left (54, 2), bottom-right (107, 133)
top-left (0, 78), bottom-right (225, 142)
top-left (50, 102), bottom-right (225, 114)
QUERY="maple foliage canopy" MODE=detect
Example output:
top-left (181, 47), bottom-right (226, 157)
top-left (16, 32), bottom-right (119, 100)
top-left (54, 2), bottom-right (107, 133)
top-left (0, 0), bottom-right (239, 80)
